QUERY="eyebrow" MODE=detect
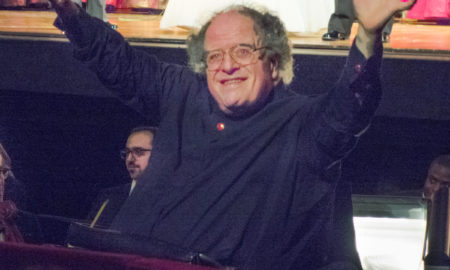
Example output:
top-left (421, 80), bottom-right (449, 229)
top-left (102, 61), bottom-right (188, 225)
top-left (205, 43), bottom-right (255, 52)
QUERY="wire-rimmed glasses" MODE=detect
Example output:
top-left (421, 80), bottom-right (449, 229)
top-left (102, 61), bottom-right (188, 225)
top-left (204, 43), bottom-right (269, 71)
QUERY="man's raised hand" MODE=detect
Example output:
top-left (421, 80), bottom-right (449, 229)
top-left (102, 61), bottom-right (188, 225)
top-left (48, 0), bottom-right (80, 18)
top-left (354, 0), bottom-right (416, 33)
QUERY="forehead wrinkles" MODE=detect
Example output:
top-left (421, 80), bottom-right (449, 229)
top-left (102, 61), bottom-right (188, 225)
top-left (205, 12), bottom-right (258, 49)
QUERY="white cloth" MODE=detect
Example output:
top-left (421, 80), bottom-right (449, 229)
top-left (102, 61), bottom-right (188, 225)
top-left (160, 0), bottom-right (334, 33)
top-left (354, 217), bottom-right (426, 270)
top-left (130, 179), bottom-right (136, 195)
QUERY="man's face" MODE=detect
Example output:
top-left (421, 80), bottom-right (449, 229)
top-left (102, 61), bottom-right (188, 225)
top-left (423, 163), bottom-right (450, 200)
top-left (204, 11), bottom-right (277, 116)
top-left (125, 131), bottom-right (154, 180)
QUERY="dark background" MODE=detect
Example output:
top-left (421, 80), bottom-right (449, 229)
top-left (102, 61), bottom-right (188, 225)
top-left (0, 38), bottom-right (449, 223)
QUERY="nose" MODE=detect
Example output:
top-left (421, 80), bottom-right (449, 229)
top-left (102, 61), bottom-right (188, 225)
top-left (126, 153), bottom-right (136, 163)
top-left (221, 52), bottom-right (239, 74)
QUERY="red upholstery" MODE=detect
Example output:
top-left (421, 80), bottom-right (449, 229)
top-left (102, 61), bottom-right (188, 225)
top-left (0, 242), bottom-right (217, 270)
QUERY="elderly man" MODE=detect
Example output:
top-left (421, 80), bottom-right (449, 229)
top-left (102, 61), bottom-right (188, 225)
top-left (50, 0), bottom-right (416, 269)
top-left (86, 126), bottom-right (156, 227)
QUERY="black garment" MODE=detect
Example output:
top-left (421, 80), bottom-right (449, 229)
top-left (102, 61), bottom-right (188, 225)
top-left (4, 176), bottom-right (44, 244)
top-left (328, 179), bottom-right (363, 270)
top-left (86, 183), bottom-right (131, 227)
top-left (317, 261), bottom-right (360, 270)
top-left (4, 176), bottom-right (27, 210)
top-left (328, 0), bottom-right (394, 36)
top-left (55, 9), bottom-right (382, 270)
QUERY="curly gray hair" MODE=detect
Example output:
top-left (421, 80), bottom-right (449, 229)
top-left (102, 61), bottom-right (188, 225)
top-left (186, 5), bottom-right (294, 85)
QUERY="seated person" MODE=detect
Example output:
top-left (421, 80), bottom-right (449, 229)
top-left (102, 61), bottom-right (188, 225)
top-left (86, 126), bottom-right (156, 227)
top-left (423, 155), bottom-right (450, 266)
top-left (50, 0), bottom-right (416, 268)
top-left (0, 142), bottom-right (25, 242)
top-left (423, 154), bottom-right (450, 201)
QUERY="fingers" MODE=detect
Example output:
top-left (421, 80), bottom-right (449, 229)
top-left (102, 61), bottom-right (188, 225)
top-left (354, 0), bottom-right (416, 33)
top-left (392, 0), bottom-right (417, 12)
top-left (48, 0), bottom-right (66, 9)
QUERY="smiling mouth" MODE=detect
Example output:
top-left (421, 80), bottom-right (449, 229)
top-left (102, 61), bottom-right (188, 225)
top-left (221, 78), bottom-right (246, 85)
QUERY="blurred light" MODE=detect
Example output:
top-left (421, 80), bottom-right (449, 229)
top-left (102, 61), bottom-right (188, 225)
top-left (354, 216), bottom-right (426, 270)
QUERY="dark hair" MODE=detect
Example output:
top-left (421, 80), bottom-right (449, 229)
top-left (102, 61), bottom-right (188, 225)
top-left (0, 142), bottom-right (11, 169)
top-left (186, 5), bottom-right (293, 84)
top-left (431, 154), bottom-right (450, 169)
top-left (129, 126), bottom-right (158, 136)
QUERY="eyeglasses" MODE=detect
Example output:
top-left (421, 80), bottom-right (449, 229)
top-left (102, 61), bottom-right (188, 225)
top-left (120, 147), bottom-right (152, 160)
top-left (0, 167), bottom-right (10, 178)
top-left (204, 44), bottom-right (269, 71)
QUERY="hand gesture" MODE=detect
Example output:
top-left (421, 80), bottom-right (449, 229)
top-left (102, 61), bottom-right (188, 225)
top-left (354, 0), bottom-right (416, 33)
top-left (48, 0), bottom-right (80, 18)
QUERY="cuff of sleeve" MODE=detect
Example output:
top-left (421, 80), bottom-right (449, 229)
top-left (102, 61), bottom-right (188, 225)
top-left (346, 38), bottom-right (383, 85)
top-left (324, 39), bottom-right (383, 136)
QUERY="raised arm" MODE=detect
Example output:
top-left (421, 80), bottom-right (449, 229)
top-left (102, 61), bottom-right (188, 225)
top-left (47, 0), bottom-right (164, 120)
top-left (354, 0), bottom-right (416, 58)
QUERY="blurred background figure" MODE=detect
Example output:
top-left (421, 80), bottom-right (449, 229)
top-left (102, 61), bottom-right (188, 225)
top-left (86, 126), bottom-right (156, 228)
top-left (0, 142), bottom-right (45, 244)
top-left (0, 142), bottom-right (25, 242)
top-left (0, 0), bottom-right (25, 8)
top-left (70, 0), bottom-right (117, 28)
top-left (322, 0), bottom-right (395, 42)
top-left (423, 154), bottom-right (450, 201)
top-left (160, 0), bottom-right (334, 34)
top-left (406, 0), bottom-right (450, 20)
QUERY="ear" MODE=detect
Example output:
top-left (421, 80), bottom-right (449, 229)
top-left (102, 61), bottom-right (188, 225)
top-left (269, 59), bottom-right (280, 82)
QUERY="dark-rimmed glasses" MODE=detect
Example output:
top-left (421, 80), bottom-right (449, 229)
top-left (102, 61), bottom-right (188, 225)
top-left (120, 147), bottom-right (151, 160)
top-left (204, 43), bottom-right (269, 71)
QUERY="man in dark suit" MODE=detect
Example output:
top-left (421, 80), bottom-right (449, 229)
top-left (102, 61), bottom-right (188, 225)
top-left (322, 0), bottom-right (395, 42)
top-left (86, 126), bottom-right (157, 227)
